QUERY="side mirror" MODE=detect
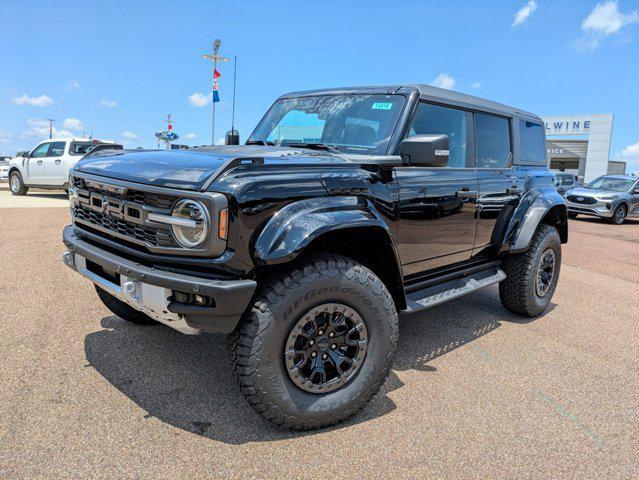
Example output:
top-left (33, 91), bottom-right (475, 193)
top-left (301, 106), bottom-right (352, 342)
top-left (399, 134), bottom-right (449, 167)
top-left (21, 152), bottom-right (30, 158)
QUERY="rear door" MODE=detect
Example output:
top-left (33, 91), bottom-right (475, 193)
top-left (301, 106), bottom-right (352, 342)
top-left (44, 141), bottom-right (66, 184)
top-left (473, 113), bottom-right (525, 255)
top-left (396, 102), bottom-right (479, 276)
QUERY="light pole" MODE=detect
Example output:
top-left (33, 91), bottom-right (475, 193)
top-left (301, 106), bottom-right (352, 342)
top-left (202, 39), bottom-right (229, 145)
top-left (48, 119), bottom-right (55, 139)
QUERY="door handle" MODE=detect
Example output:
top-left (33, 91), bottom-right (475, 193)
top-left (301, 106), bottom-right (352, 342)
top-left (37, 160), bottom-right (43, 165)
top-left (55, 159), bottom-right (61, 164)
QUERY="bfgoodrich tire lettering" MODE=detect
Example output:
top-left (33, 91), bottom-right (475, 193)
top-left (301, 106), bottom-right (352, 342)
top-left (499, 224), bottom-right (561, 317)
top-left (228, 253), bottom-right (399, 430)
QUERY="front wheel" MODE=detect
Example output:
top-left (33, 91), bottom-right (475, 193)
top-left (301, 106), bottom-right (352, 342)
top-left (228, 253), bottom-right (399, 430)
top-left (610, 204), bottom-right (627, 225)
top-left (9, 171), bottom-right (28, 195)
top-left (499, 225), bottom-right (561, 317)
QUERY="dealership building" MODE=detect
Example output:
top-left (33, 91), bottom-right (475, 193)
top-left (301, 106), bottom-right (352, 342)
top-left (542, 114), bottom-right (625, 183)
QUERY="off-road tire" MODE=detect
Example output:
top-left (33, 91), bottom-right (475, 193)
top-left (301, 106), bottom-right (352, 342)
top-left (9, 171), bottom-right (28, 195)
top-left (95, 285), bottom-right (157, 325)
top-left (499, 224), bottom-right (561, 317)
top-left (609, 204), bottom-right (627, 225)
top-left (228, 253), bottom-right (399, 430)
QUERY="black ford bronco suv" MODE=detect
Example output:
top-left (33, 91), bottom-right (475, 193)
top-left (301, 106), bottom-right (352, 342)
top-left (62, 85), bottom-right (567, 430)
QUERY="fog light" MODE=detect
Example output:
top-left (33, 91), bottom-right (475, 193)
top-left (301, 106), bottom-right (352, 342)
top-left (606, 204), bottom-right (612, 210)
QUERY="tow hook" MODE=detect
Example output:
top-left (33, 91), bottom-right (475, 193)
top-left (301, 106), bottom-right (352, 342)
top-left (62, 251), bottom-right (76, 269)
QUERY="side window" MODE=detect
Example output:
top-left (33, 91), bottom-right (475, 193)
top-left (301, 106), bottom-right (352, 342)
top-left (475, 113), bottom-right (512, 168)
top-left (408, 102), bottom-right (468, 167)
top-left (518, 120), bottom-right (545, 163)
top-left (31, 143), bottom-right (51, 158)
top-left (50, 142), bottom-right (66, 157)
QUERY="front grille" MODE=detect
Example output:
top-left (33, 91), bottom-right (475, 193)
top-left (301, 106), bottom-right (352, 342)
top-left (71, 176), bottom-right (179, 248)
top-left (567, 195), bottom-right (597, 205)
top-left (72, 176), bottom-right (175, 209)
top-left (74, 207), bottom-right (175, 246)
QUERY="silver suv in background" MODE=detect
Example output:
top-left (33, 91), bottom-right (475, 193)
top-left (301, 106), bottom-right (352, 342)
top-left (553, 172), bottom-right (579, 195)
top-left (565, 175), bottom-right (639, 224)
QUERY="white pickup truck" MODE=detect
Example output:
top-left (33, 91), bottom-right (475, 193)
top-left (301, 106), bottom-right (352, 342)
top-left (8, 138), bottom-right (119, 195)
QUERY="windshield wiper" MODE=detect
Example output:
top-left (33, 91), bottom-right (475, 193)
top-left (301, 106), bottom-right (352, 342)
top-left (246, 140), bottom-right (275, 146)
top-left (285, 142), bottom-right (341, 153)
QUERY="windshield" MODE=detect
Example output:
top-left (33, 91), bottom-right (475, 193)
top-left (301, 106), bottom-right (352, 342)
top-left (248, 94), bottom-right (406, 154)
top-left (585, 176), bottom-right (635, 192)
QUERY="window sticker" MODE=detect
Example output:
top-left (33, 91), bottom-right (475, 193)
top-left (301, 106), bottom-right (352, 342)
top-left (371, 102), bottom-right (393, 110)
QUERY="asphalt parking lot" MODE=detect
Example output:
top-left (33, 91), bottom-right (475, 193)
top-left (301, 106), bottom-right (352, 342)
top-left (1, 186), bottom-right (638, 479)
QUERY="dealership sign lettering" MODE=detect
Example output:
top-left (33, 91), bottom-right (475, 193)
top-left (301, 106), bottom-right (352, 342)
top-left (542, 116), bottom-right (592, 136)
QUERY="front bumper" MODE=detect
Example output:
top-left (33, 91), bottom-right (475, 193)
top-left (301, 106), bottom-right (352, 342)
top-left (62, 225), bottom-right (256, 334)
top-left (565, 199), bottom-right (614, 218)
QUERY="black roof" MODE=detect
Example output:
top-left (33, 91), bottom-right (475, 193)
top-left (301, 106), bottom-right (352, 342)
top-left (279, 84), bottom-right (542, 122)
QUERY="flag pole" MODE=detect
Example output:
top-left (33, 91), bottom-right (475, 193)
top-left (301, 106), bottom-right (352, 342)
top-left (202, 39), bottom-right (229, 146)
top-left (212, 54), bottom-right (217, 145)
top-left (231, 55), bottom-right (237, 134)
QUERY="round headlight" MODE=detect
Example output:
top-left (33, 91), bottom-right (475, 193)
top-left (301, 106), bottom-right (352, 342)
top-left (171, 199), bottom-right (209, 248)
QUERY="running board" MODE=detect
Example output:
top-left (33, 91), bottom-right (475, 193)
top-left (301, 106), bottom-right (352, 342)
top-left (404, 267), bottom-right (506, 314)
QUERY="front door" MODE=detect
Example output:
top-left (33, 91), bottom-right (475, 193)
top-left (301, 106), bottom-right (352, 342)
top-left (396, 102), bottom-right (478, 277)
top-left (27, 142), bottom-right (52, 183)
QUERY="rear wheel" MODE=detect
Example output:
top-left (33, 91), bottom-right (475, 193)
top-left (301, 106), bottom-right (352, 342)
top-left (228, 253), bottom-right (399, 430)
top-left (9, 171), bottom-right (28, 195)
top-left (499, 225), bottom-right (561, 317)
top-left (610, 204), bottom-right (627, 225)
top-left (95, 285), bottom-right (157, 325)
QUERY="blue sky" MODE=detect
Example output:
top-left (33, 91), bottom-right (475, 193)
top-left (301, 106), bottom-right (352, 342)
top-left (1, 0), bottom-right (638, 172)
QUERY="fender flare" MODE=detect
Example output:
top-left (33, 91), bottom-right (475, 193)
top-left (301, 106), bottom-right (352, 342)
top-left (504, 186), bottom-right (567, 253)
top-left (253, 196), bottom-right (398, 266)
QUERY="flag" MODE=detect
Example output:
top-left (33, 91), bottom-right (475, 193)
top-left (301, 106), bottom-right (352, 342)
top-left (213, 80), bottom-right (220, 103)
top-left (214, 69), bottom-right (221, 79)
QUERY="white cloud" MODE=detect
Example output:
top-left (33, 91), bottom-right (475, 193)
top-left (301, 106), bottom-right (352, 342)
top-left (430, 73), bottom-right (456, 90)
top-left (0, 128), bottom-right (12, 144)
top-left (21, 119), bottom-right (75, 139)
top-left (122, 131), bottom-right (138, 139)
top-left (62, 118), bottom-right (84, 131)
top-left (12, 94), bottom-right (54, 107)
top-left (188, 92), bottom-right (212, 108)
top-left (573, 1), bottom-right (639, 51)
top-left (470, 82), bottom-right (482, 89)
top-left (99, 99), bottom-right (117, 108)
top-left (184, 132), bottom-right (197, 139)
top-left (512, 0), bottom-right (538, 28)
top-left (619, 140), bottom-right (639, 173)
top-left (67, 79), bottom-right (80, 91)
top-left (215, 137), bottom-right (225, 145)
top-left (55, 130), bottom-right (75, 138)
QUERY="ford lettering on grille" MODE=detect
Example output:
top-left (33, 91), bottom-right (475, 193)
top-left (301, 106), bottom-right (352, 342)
top-left (80, 191), bottom-right (146, 225)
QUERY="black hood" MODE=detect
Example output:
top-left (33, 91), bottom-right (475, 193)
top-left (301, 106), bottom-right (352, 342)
top-left (73, 146), bottom-right (348, 190)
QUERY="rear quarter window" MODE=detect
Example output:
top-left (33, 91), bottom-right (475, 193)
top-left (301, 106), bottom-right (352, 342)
top-left (518, 120), bottom-right (546, 164)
